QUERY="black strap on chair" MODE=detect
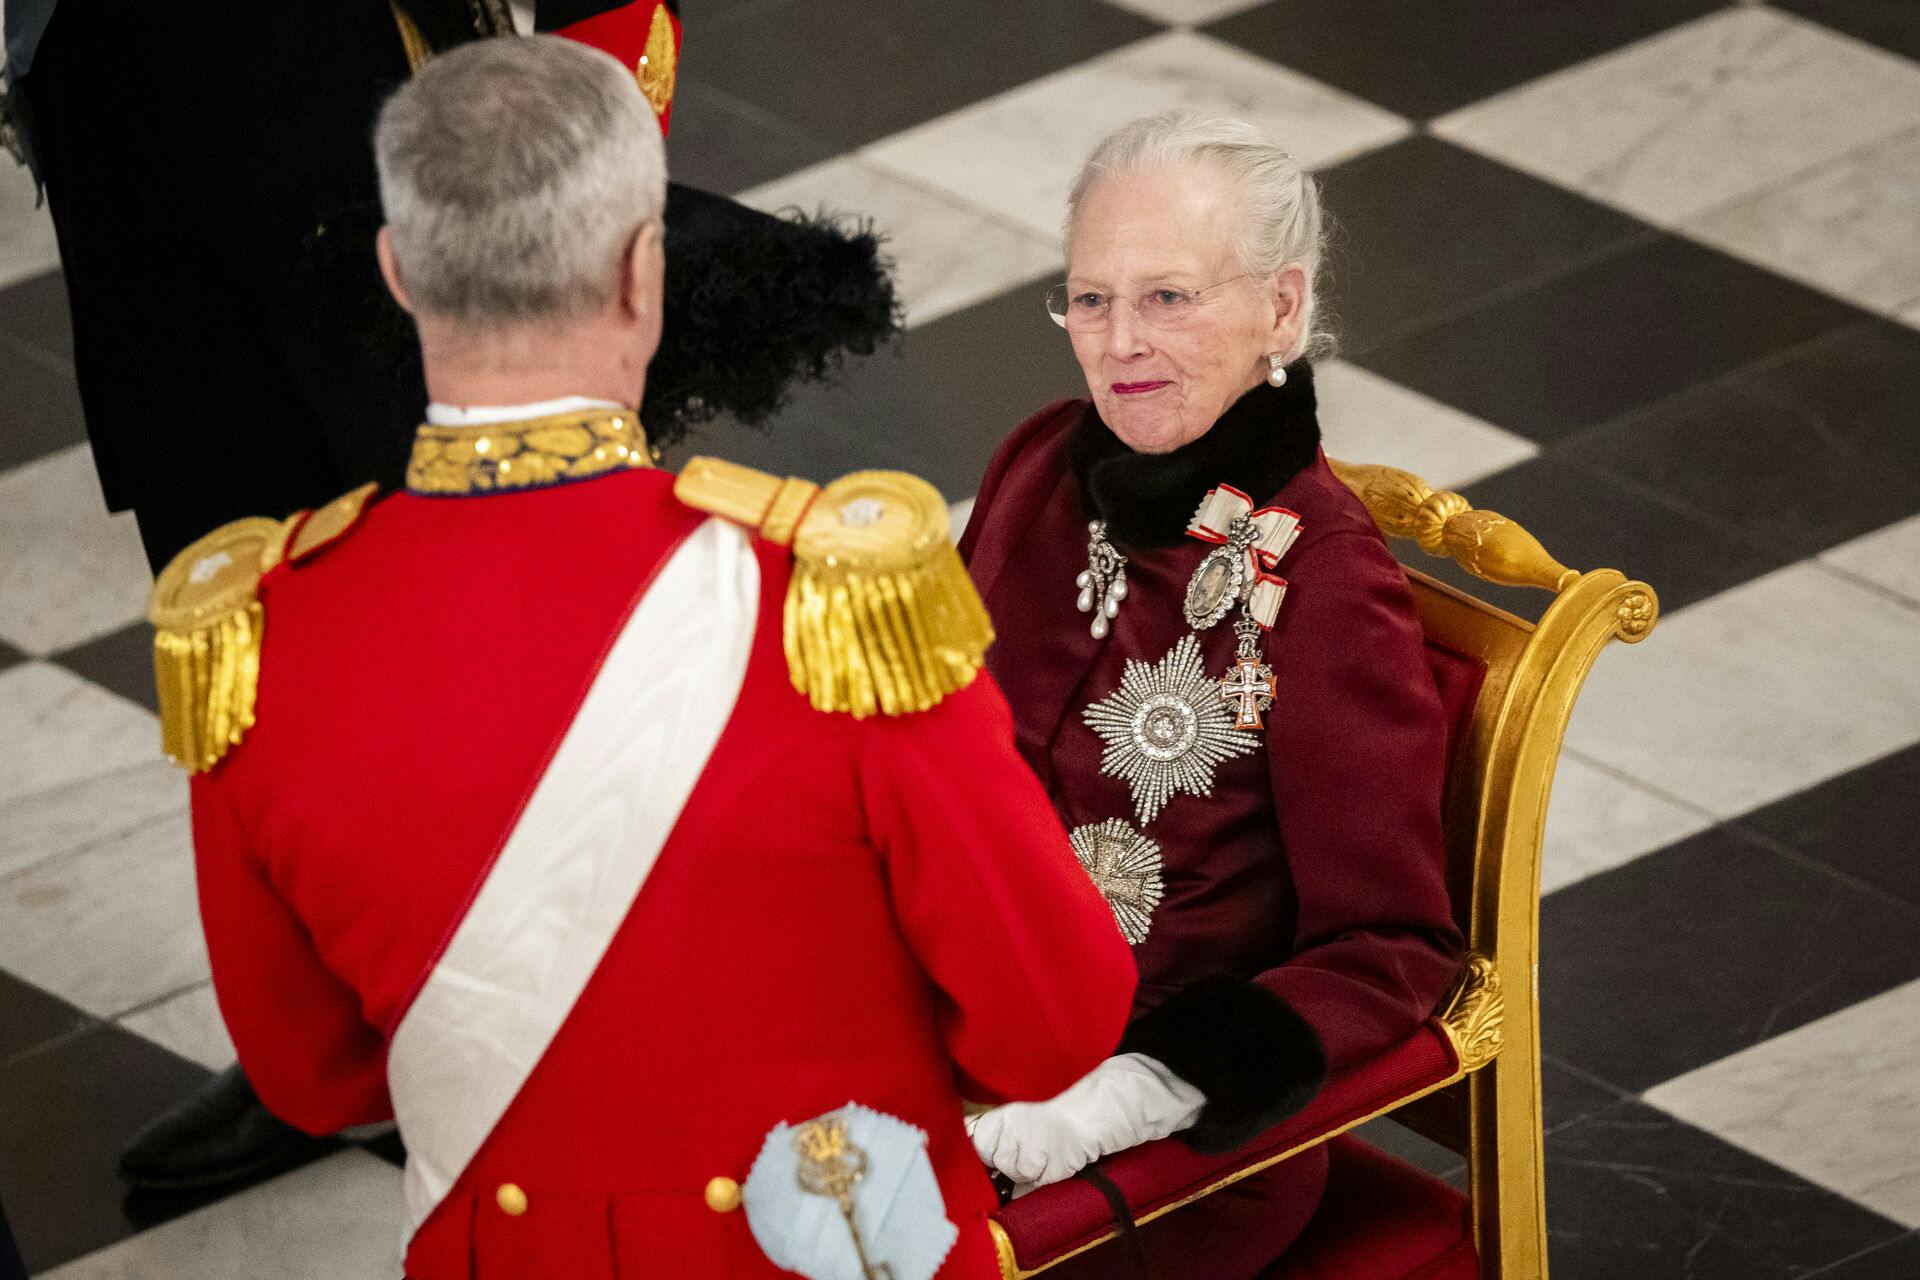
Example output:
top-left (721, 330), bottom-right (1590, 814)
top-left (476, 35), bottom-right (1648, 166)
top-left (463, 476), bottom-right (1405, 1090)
top-left (1077, 1165), bottom-right (1151, 1280)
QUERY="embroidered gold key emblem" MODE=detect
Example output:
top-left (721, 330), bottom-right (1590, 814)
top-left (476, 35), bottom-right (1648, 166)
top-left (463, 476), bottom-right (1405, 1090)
top-left (795, 1119), bottom-right (895, 1280)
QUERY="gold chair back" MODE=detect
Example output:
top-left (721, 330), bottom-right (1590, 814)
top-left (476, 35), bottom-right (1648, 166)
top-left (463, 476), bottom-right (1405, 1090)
top-left (1329, 460), bottom-right (1659, 1280)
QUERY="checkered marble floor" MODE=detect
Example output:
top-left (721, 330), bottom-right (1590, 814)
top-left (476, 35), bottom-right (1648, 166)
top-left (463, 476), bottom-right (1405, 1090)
top-left (3, 2), bottom-right (1919, 1276)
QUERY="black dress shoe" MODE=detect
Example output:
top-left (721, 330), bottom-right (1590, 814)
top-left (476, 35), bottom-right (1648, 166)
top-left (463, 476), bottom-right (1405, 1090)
top-left (118, 1064), bottom-right (331, 1192)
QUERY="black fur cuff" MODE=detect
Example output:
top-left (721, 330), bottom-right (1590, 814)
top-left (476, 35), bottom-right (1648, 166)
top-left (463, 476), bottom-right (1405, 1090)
top-left (1118, 976), bottom-right (1327, 1155)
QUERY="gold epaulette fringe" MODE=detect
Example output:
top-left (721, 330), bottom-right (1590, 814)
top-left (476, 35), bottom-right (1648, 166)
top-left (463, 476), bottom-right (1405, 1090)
top-left (675, 458), bottom-right (994, 718)
top-left (149, 517), bottom-right (289, 773)
top-left (148, 483), bottom-right (379, 773)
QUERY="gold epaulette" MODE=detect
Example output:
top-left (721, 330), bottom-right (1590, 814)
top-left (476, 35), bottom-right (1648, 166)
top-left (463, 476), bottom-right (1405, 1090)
top-left (148, 483), bottom-right (378, 773)
top-left (674, 457), bottom-right (993, 718)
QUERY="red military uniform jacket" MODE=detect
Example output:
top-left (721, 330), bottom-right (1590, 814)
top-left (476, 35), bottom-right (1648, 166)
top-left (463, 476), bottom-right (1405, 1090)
top-left (154, 410), bottom-right (1136, 1280)
top-left (960, 369), bottom-right (1464, 1161)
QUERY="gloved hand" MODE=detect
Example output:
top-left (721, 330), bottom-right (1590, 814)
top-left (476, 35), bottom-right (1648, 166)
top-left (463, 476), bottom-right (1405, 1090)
top-left (966, 1053), bottom-right (1205, 1189)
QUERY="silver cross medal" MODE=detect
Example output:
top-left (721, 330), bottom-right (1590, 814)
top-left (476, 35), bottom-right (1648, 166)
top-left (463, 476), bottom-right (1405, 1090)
top-left (1219, 613), bottom-right (1275, 731)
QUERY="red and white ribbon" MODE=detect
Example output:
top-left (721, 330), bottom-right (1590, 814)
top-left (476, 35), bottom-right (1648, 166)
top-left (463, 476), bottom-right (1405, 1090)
top-left (1186, 485), bottom-right (1302, 629)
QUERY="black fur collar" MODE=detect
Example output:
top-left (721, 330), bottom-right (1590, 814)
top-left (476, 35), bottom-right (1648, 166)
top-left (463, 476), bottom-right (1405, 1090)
top-left (1068, 363), bottom-right (1322, 549)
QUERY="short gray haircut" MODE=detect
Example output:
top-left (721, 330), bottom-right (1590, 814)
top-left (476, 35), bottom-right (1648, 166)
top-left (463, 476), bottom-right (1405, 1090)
top-left (375, 35), bottom-right (668, 326)
top-left (1066, 112), bottom-right (1332, 362)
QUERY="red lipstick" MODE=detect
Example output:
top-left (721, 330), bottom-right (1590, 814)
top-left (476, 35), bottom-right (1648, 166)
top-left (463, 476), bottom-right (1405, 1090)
top-left (1112, 381), bottom-right (1171, 395)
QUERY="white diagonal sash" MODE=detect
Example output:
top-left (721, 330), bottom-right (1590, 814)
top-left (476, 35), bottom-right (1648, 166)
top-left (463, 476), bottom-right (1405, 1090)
top-left (387, 516), bottom-right (759, 1236)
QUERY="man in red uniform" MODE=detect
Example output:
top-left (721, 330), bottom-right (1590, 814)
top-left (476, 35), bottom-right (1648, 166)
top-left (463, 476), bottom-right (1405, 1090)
top-left (151, 35), bottom-right (1133, 1279)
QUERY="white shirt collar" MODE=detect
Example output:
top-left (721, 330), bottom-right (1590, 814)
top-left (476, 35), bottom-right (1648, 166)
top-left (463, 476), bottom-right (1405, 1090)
top-left (424, 396), bottom-right (625, 426)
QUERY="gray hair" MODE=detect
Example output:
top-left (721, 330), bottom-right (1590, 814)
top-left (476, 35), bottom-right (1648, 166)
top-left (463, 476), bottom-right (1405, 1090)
top-left (1066, 111), bottom-right (1332, 362)
top-left (375, 35), bottom-right (668, 327)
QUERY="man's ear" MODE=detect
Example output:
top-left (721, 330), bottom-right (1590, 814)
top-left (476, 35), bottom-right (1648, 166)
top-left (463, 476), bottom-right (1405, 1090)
top-left (376, 227), bottom-right (415, 315)
top-left (620, 220), bottom-right (666, 322)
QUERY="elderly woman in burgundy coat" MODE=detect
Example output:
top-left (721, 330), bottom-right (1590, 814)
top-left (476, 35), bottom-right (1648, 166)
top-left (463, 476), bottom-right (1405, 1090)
top-left (958, 111), bottom-right (1465, 1278)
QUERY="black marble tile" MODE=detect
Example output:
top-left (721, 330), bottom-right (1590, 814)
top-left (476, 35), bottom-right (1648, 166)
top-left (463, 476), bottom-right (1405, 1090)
top-left (1404, 451), bottom-right (1786, 621)
top-left (359, 1127), bottom-right (407, 1168)
top-left (1541, 1053), bottom-right (1626, 1135)
top-left (1568, 319), bottom-right (1920, 565)
top-left (1544, 1099), bottom-right (1908, 1280)
top-left (1805, 1231), bottom-right (1920, 1280)
top-left (0, 1023), bottom-right (214, 1273)
top-left (1205, 0), bottom-right (1726, 121)
top-left (1736, 743), bottom-right (1920, 913)
top-left (51, 623), bottom-right (159, 715)
top-left (665, 272), bottom-right (1085, 499)
top-left (1350, 235), bottom-right (1870, 446)
top-left (1778, 0), bottom-right (1920, 63)
top-left (666, 80), bottom-right (843, 195)
top-left (0, 973), bottom-right (95, 1070)
top-left (0, 332), bottom-right (88, 473)
top-left (1539, 824), bottom-right (1920, 1094)
top-left (1317, 136), bottom-right (1651, 355)
top-left (0, 270), bottom-right (74, 365)
top-left (687, 0), bottom-right (1161, 153)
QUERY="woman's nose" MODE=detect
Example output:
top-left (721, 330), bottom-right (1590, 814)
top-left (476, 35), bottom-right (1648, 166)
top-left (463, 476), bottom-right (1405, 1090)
top-left (1104, 305), bottom-right (1149, 360)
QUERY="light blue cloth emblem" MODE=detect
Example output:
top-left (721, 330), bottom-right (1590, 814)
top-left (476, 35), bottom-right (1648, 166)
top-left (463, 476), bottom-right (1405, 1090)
top-left (743, 1102), bottom-right (958, 1280)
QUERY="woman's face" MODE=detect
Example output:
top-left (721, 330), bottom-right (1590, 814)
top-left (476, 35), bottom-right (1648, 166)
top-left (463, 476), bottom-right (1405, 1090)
top-left (1065, 164), bottom-right (1303, 455)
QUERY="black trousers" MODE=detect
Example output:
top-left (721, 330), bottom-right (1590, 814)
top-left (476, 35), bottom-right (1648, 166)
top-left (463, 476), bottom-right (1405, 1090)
top-left (0, 1192), bottom-right (23, 1280)
top-left (19, 0), bottom-right (428, 570)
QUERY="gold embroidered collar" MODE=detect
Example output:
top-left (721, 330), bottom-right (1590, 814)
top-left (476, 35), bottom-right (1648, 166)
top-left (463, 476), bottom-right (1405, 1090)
top-left (405, 408), bottom-right (653, 496)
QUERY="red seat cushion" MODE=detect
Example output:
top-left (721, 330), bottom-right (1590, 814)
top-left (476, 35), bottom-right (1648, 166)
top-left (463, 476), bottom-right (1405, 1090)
top-left (993, 1022), bottom-right (1460, 1273)
top-left (1259, 1135), bottom-right (1478, 1280)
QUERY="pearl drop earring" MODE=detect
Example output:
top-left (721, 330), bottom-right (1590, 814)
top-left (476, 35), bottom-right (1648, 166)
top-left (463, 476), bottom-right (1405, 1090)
top-left (1266, 355), bottom-right (1288, 388)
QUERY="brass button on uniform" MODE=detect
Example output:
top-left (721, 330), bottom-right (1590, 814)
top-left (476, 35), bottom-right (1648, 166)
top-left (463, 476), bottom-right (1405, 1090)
top-left (496, 1183), bottom-right (529, 1217)
top-left (704, 1176), bottom-right (742, 1214)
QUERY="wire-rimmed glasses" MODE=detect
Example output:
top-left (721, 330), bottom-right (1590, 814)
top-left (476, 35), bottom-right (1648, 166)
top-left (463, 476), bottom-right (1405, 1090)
top-left (1045, 275), bottom-right (1251, 331)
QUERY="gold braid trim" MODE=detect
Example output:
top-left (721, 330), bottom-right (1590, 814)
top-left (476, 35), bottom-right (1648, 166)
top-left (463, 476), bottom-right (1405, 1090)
top-left (675, 459), bottom-right (993, 718)
top-left (149, 517), bottom-right (289, 773)
top-left (787, 471), bottom-right (993, 718)
top-left (406, 409), bottom-right (651, 496)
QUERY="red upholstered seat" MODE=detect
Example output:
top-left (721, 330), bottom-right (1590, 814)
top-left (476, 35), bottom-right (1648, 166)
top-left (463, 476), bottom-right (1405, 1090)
top-left (1258, 1135), bottom-right (1478, 1280)
top-left (991, 1022), bottom-right (1461, 1274)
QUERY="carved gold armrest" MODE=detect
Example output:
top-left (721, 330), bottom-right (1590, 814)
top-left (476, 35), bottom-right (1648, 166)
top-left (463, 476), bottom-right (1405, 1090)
top-left (1328, 459), bottom-right (1578, 595)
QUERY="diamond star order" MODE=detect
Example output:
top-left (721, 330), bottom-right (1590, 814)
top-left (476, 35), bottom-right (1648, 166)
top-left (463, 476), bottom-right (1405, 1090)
top-left (1083, 633), bottom-right (1259, 825)
top-left (1069, 819), bottom-right (1166, 945)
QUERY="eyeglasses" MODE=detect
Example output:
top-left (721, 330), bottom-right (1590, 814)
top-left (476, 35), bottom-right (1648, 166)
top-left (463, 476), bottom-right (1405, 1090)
top-left (1046, 275), bottom-right (1251, 332)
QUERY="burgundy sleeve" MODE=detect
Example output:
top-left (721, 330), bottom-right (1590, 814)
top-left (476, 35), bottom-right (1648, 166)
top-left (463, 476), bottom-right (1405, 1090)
top-left (861, 674), bottom-right (1138, 1105)
top-left (192, 777), bottom-right (393, 1135)
top-left (958, 399), bottom-right (1077, 564)
top-left (1256, 530), bottom-right (1465, 1071)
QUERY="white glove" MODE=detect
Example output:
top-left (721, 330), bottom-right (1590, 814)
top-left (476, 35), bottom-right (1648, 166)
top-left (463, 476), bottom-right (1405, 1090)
top-left (966, 1053), bottom-right (1205, 1189)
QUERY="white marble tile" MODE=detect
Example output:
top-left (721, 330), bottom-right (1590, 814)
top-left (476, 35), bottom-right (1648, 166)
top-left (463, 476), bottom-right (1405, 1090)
top-left (121, 982), bottom-right (238, 1072)
top-left (1563, 562), bottom-right (1920, 820)
top-left (0, 148), bottom-right (61, 289)
top-left (40, 1149), bottom-right (405, 1280)
top-left (0, 757), bottom-right (184, 881)
top-left (739, 156), bottom-right (1059, 329)
top-left (1821, 515), bottom-right (1920, 607)
top-left (1646, 978), bottom-right (1920, 1229)
top-left (866, 30), bottom-right (1409, 241)
top-left (0, 806), bottom-right (208, 1019)
top-left (1685, 127), bottom-right (1920, 316)
top-left (1313, 359), bottom-right (1539, 492)
top-left (0, 443), bottom-right (153, 655)
top-left (1539, 750), bottom-right (1715, 895)
top-left (1101, 0), bottom-right (1268, 25)
top-left (0, 662), bottom-right (161, 812)
top-left (1433, 8), bottom-right (1920, 227)
top-left (948, 496), bottom-right (976, 545)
